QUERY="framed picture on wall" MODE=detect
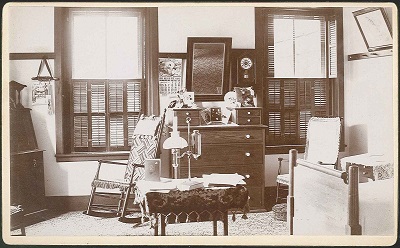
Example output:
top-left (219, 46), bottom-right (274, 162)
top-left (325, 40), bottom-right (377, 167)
top-left (158, 53), bottom-right (187, 96)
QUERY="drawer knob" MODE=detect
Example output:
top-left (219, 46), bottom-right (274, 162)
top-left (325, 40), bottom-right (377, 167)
top-left (33, 159), bottom-right (37, 168)
top-left (245, 174), bottom-right (250, 179)
top-left (245, 134), bottom-right (251, 139)
top-left (245, 152), bottom-right (251, 157)
top-left (186, 112), bottom-right (190, 116)
top-left (247, 111), bottom-right (251, 115)
top-left (247, 119), bottom-right (251, 123)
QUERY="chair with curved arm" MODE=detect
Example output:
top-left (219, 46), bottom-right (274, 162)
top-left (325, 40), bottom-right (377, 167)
top-left (275, 117), bottom-right (341, 204)
top-left (85, 110), bottom-right (166, 222)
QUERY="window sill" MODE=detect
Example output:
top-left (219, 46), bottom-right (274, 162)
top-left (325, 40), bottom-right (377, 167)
top-left (265, 145), bottom-right (305, 155)
top-left (56, 152), bottom-right (130, 162)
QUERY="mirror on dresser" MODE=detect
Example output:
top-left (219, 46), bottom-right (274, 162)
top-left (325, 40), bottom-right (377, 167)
top-left (186, 37), bottom-right (232, 102)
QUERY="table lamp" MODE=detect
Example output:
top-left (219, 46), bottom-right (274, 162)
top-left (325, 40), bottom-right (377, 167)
top-left (163, 116), bottom-right (188, 179)
top-left (180, 117), bottom-right (201, 180)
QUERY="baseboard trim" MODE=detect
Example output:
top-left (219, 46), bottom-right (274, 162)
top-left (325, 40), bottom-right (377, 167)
top-left (46, 195), bottom-right (90, 212)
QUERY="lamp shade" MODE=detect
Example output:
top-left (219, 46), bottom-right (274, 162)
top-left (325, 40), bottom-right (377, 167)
top-left (163, 131), bottom-right (188, 149)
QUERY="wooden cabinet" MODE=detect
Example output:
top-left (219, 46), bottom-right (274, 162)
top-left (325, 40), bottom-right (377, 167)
top-left (9, 81), bottom-right (46, 216)
top-left (176, 125), bottom-right (266, 209)
top-left (11, 150), bottom-right (45, 213)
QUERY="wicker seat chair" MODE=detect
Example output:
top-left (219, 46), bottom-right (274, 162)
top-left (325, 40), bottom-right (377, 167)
top-left (276, 117), bottom-right (341, 203)
top-left (85, 110), bottom-right (165, 222)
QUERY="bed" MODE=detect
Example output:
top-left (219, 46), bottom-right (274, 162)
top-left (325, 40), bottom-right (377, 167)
top-left (287, 150), bottom-right (395, 236)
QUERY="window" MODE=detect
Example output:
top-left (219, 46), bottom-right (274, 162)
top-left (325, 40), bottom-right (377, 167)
top-left (256, 8), bottom-right (344, 151)
top-left (55, 7), bottom-right (159, 160)
top-left (70, 9), bottom-right (143, 153)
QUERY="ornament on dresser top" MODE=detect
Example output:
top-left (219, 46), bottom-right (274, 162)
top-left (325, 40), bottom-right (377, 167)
top-left (234, 86), bottom-right (255, 107)
top-left (168, 88), bottom-right (197, 109)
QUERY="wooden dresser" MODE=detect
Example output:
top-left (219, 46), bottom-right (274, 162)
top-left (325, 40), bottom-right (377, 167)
top-left (176, 124), bottom-right (266, 209)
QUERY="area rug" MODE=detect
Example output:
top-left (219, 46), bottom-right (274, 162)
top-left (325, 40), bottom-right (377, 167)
top-left (12, 211), bottom-right (288, 236)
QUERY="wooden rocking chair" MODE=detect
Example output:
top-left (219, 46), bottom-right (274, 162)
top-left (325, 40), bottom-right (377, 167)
top-left (84, 110), bottom-right (166, 223)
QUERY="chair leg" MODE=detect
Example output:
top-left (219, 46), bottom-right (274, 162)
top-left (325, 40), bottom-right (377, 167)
top-left (276, 183), bottom-right (280, 204)
top-left (85, 186), bottom-right (97, 215)
top-left (119, 187), bottom-right (132, 220)
top-left (117, 190), bottom-right (125, 215)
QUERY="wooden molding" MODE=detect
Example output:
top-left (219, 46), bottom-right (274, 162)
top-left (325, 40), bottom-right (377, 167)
top-left (9, 53), bottom-right (55, 60)
top-left (348, 49), bottom-right (393, 61)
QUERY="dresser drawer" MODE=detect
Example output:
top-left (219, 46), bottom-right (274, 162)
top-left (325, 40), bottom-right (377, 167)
top-left (201, 129), bottom-right (264, 144)
top-left (235, 108), bottom-right (261, 117)
top-left (232, 107), bottom-right (262, 125)
top-left (181, 144), bottom-right (264, 166)
top-left (174, 109), bottom-right (201, 126)
top-left (235, 117), bottom-right (261, 125)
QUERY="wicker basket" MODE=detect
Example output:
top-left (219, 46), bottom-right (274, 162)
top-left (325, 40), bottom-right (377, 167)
top-left (272, 203), bottom-right (287, 221)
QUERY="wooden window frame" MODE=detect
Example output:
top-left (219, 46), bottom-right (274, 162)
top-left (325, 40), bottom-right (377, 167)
top-left (255, 7), bottom-right (344, 154)
top-left (54, 7), bottom-right (159, 162)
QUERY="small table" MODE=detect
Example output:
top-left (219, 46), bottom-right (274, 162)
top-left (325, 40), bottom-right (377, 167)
top-left (340, 153), bottom-right (394, 182)
top-left (134, 178), bottom-right (249, 236)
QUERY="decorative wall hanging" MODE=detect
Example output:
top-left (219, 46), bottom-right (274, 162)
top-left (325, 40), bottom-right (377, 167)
top-left (31, 57), bottom-right (58, 114)
top-left (159, 53), bottom-right (186, 96)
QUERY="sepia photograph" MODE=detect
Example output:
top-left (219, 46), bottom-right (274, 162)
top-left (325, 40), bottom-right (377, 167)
top-left (2, 2), bottom-right (397, 246)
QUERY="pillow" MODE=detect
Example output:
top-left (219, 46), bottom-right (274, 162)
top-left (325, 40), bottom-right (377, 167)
top-left (133, 115), bottom-right (161, 136)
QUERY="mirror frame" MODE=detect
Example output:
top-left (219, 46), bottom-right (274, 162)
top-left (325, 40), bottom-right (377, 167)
top-left (186, 37), bottom-right (232, 102)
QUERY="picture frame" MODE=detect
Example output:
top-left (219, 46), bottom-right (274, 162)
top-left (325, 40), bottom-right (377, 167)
top-left (210, 107), bottom-right (222, 122)
top-left (158, 53), bottom-right (187, 96)
top-left (182, 91), bottom-right (195, 107)
top-left (353, 7), bottom-right (392, 52)
top-left (200, 108), bottom-right (212, 125)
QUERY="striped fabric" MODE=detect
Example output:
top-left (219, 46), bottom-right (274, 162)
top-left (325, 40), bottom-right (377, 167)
top-left (91, 179), bottom-right (130, 191)
top-left (125, 135), bottom-right (159, 182)
top-left (92, 115), bottom-right (162, 191)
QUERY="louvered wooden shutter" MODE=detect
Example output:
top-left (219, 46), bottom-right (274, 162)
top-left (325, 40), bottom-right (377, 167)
top-left (283, 80), bottom-right (298, 143)
top-left (267, 80), bottom-right (281, 144)
top-left (91, 82), bottom-right (106, 147)
top-left (127, 81), bottom-right (141, 146)
top-left (328, 18), bottom-right (337, 78)
top-left (72, 80), bottom-right (142, 151)
top-left (109, 82), bottom-right (124, 147)
top-left (267, 14), bottom-right (275, 77)
top-left (266, 79), bottom-right (330, 145)
top-left (73, 82), bottom-right (89, 148)
top-left (298, 80), bottom-right (312, 141)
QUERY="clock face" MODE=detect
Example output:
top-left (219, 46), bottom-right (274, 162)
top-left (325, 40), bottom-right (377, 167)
top-left (240, 57), bottom-right (253, 70)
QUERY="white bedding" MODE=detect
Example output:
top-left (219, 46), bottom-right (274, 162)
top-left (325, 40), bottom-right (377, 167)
top-left (358, 178), bottom-right (395, 235)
